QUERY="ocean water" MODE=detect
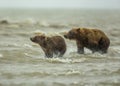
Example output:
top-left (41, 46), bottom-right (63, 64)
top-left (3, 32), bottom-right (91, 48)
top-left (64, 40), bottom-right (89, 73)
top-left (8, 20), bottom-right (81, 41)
top-left (0, 9), bottom-right (120, 86)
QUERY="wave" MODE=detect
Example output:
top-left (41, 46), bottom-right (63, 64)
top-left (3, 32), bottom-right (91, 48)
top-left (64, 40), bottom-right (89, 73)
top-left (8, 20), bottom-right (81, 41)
top-left (110, 69), bottom-right (120, 75)
top-left (0, 19), bottom-right (68, 28)
top-left (44, 58), bottom-right (86, 63)
top-left (0, 20), bottom-right (9, 24)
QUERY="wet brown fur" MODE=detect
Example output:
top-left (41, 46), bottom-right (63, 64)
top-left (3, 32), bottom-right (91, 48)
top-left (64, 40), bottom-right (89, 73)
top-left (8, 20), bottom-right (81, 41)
top-left (30, 34), bottom-right (66, 58)
top-left (64, 28), bottom-right (110, 54)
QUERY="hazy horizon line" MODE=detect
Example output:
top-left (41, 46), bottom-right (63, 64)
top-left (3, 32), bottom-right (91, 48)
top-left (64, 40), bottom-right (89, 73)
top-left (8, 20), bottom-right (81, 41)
top-left (0, 7), bottom-right (120, 10)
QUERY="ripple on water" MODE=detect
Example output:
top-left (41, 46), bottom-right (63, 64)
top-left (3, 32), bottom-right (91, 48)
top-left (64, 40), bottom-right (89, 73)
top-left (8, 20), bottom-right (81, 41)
top-left (0, 54), bottom-right (3, 58)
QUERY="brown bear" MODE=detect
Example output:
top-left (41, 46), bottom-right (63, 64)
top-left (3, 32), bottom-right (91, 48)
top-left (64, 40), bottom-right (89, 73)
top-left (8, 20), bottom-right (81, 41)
top-left (64, 28), bottom-right (110, 54)
top-left (30, 34), bottom-right (66, 58)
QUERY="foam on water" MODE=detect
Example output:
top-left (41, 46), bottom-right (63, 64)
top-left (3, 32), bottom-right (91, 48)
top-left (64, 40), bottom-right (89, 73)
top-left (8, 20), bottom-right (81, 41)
top-left (44, 57), bottom-right (86, 63)
top-left (0, 19), bottom-right (68, 29)
top-left (37, 21), bottom-right (50, 27)
top-left (0, 54), bottom-right (3, 58)
top-left (23, 44), bottom-right (33, 48)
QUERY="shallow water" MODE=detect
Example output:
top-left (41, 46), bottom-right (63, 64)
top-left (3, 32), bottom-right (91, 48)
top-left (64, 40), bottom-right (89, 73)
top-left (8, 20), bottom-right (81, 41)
top-left (0, 9), bottom-right (120, 86)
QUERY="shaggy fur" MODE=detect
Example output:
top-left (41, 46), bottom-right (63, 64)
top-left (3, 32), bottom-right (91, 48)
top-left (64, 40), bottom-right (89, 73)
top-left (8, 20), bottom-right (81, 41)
top-left (64, 28), bottom-right (110, 54)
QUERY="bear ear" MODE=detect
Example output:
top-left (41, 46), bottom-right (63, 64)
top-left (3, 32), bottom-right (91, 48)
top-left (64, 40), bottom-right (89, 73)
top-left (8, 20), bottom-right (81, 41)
top-left (42, 36), bottom-right (48, 41)
top-left (41, 35), bottom-right (46, 39)
top-left (77, 28), bottom-right (80, 32)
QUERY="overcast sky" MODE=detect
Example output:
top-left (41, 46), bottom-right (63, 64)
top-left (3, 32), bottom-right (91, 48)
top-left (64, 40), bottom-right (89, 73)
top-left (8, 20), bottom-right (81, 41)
top-left (0, 0), bottom-right (120, 9)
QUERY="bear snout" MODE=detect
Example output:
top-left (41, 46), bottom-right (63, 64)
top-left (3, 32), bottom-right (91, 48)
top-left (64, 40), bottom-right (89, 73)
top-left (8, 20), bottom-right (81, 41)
top-left (64, 35), bottom-right (68, 38)
top-left (30, 37), bottom-right (34, 41)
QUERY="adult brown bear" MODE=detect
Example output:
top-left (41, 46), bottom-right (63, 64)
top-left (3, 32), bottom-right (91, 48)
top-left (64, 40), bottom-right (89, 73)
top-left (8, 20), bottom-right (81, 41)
top-left (30, 34), bottom-right (66, 58)
top-left (64, 28), bottom-right (110, 54)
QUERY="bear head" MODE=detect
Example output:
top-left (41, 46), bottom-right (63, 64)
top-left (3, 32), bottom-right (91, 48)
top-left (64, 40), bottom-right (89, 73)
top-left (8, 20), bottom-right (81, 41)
top-left (30, 35), bottom-right (46, 44)
top-left (64, 28), bottom-right (80, 40)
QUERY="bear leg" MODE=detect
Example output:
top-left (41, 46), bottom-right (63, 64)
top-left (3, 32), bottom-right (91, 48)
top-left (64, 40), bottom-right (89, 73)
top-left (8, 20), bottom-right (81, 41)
top-left (98, 49), bottom-right (107, 54)
top-left (98, 37), bottom-right (109, 54)
top-left (59, 49), bottom-right (66, 57)
top-left (45, 50), bottom-right (53, 58)
top-left (77, 41), bottom-right (84, 54)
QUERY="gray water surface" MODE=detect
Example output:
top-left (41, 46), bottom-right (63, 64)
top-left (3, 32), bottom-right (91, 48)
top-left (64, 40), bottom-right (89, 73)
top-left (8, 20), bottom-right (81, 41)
top-left (0, 9), bottom-right (120, 86)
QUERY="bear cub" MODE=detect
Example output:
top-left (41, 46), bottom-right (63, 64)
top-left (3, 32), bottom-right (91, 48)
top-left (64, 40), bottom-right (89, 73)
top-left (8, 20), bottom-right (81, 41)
top-left (30, 34), bottom-right (66, 58)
